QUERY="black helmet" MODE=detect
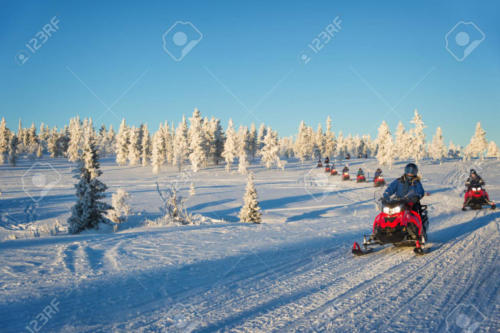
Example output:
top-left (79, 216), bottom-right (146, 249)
top-left (470, 169), bottom-right (477, 175)
top-left (404, 163), bottom-right (418, 176)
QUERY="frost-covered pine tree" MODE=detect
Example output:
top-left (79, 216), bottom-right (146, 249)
top-left (173, 116), bottom-right (189, 171)
top-left (140, 123), bottom-right (151, 166)
top-left (67, 117), bottom-right (82, 162)
top-left (238, 145), bottom-right (249, 175)
top-left (151, 127), bottom-right (165, 174)
top-left (115, 119), bottom-right (129, 166)
top-left (0, 118), bottom-right (9, 165)
top-left (8, 132), bottom-right (18, 166)
top-left (127, 126), bottom-right (141, 166)
top-left (188, 108), bottom-right (207, 172)
top-left (394, 121), bottom-right (406, 160)
top-left (222, 119), bottom-right (238, 172)
top-left (47, 128), bottom-right (60, 158)
top-left (249, 123), bottom-right (258, 161)
top-left (239, 173), bottom-right (261, 223)
top-left (314, 124), bottom-right (325, 158)
top-left (211, 118), bottom-right (225, 165)
top-left (324, 116), bottom-right (336, 158)
top-left (486, 141), bottom-right (500, 159)
top-left (464, 122), bottom-right (488, 160)
top-left (163, 122), bottom-right (174, 166)
top-left (294, 121), bottom-right (313, 162)
top-left (375, 121), bottom-right (394, 168)
top-left (429, 127), bottom-right (447, 162)
top-left (257, 124), bottom-right (267, 150)
top-left (409, 109), bottom-right (426, 163)
top-left (260, 127), bottom-right (286, 169)
top-left (107, 189), bottom-right (131, 224)
top-left (336, 132), bottom-right (346, 159)
top-left (68, 125), bottom-right (111, 234)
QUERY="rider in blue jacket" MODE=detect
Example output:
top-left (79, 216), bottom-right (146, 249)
top-left (383, 163), bottom-right (425, 204)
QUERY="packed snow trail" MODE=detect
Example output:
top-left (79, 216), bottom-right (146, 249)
top-left (0, 158), bottom-right (499, 332)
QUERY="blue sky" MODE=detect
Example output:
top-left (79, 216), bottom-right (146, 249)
top-left (1, 0), bottom-right (499, 146)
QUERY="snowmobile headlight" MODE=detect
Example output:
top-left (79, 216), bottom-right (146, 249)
top-left (383, 207), bottom-right (390, 214)
top-left (393, 206), bottom-right (401, 214)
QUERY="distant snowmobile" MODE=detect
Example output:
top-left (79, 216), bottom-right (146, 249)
top-left (317, 158), bottom-right (322, 168)
top-left (352, 198), bottom-right (429, 256)
top-left (373, 168), bottom-right (385, 187)
top-left (356, 168), bottom-right (366, 183)
top-left (342, 167), bottom-right (350, 181)
top-left (330, 165), bottom-right (338, 176)
top-left (462, 186), bottom-right (496, 210)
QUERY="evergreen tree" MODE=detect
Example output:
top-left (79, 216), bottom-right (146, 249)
top-left (375, 121), bottom-right (394, 168)
top-left (115, 119), bottom-right (129, 166)
top-left (127, 126), bottom-right (141, 166)
top-left (151, 128), bottom-right (165, 174)
top-left (68, 125), bottom-right (111, 234)
top-left (260, 127), bottom-right (286, 169)
top-left (464, 122), bottom-right (488, 160)
top-left (249, 123), bottom-right (258, 161)
top-left (67, 117), bottom-right (82, 162)
top-left (324, 116), bottom-right (336, 158)
top-left (409, 109), bottom-right (426, 163)
top-left (0, 118), bottom-right (9, 164)
top-left (429, 127), bottom-right (447, 162)
top-left (188, 108), bottom-right (207, 172)
top-left (222, 119), bottom-right (238, 172)
top-left (239, 173), bottom-right (262, 223)
top-left (140, 123), bottom-right (151, 166)
top-left (8, 132), bottom-right (18, 166)
top-left (173, 116), bottom-right (189, 171)
top-left (486, 141), bottom-right (500, 159)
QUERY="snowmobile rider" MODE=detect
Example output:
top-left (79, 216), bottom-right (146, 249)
top-left (342, 166), bottom-right (349, 173)
top-left (463, 169), bottom-right (493, 208)
top-left (374, 168), bottom-right (382, 179)
top-left (357, 168), bottom-right (364, 176)
top-left (383, 163), bottom-right (425, 210)
top-left (324, 156), bottom-right (330, 165)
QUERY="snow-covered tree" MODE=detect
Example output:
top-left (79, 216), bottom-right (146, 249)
top-left (324, 116), bottom-right (336, 158)
top-left (68, 125), bottom-right (111, 234)
top-left (151, 128), bottom-right (165, 174)
top-left (314, 124), bottom-right (325, 158)
top-left (163, 122), bottom-right (174, 166)
top-left (67, 117), bottom-right (82, 162)
top-left (294, 121), bottom-right (313, 162)
top-left (115, 119), bottom-right (129, 166)
top-left (239, 173), bottom-right (261, 223)
top-left (173, 116), bottom-right (189, 171)
top-left (127, 126), bottom-right (141, 166)
top-left (409, 109), bottom-right (426, 163)
top-left (188, 109), bottom-right (207, 172)
top-left (8, 132), bottom-right (18, 166)
top-left (140, 123), bottom-right (151, 166)
top-left (394, 121), bottom-right (407, 160)
top-left (375, 121), bottom-right (394, 168)
top-left (486, 141), bottom-right (500, 159)
top-left (206, 117), bottom-right (224, 165)
top-left (429, 127), bottom-right (447, 162)
top-left (336, 132), bottom-right (346, 159)
top-left (222, 119), bottom-right (238, 172)
top-left (260, 127), bottom-right (286, 170)
top-left (107, 189), bottom-right (131, 224)
top-left (464, 122), bottom-right (488, 160)
top-left (238, 146), bottom-right (249, 175)
top-left (0, 118), bottom-right (9, 164)
top-left (257, 124), bottom-right (267, 150)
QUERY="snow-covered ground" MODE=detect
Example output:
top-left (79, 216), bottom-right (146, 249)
top-left (0, 157), bottom-right (499, 332)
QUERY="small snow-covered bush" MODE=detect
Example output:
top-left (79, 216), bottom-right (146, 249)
top-left (107, 189), bottom-right (131, 224)
top-left (144, 182), bottom-right (193, 226)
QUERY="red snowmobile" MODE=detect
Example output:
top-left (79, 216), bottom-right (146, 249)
top-left (342, 172), bottom-right (350, 181)
top-left (356, 174), bottom-right (366, 183)
top-left (330, 168), bottom-right (338, 176)
top-left (463, 186), bottom-right (496, 210)
top-left (325, 165), bottom-right (331, 173)
top-left (352, 198), bottom-right (428, 255)
top-left (374, 176), bottom-right (386, 187)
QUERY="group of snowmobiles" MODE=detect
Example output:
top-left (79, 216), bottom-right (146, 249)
top-left (343, 163), bottom-right (496, 257)
top-left (318, 157), bottom-right (385, 186)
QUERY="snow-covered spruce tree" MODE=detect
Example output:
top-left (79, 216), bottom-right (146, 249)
top-left (163, 122), bottom-right (174, 166)
top-left (394, 121), bottom-right (406, 160)
top-left (324, 115), bottom-right (336, 158)
top-left (0, 118), bottom-right (9, 164)
top-left (486, 141), bottom-right (500, 159)
top-left (464, 122), bottom-right (488, 160)
top-left (409, 109), bottom-right (426, 163)
top-left (68, 125), bottom-right (111, 234)
top-left (336, 132), bottom-right (346, 159)
top-left (127, 126), bottom-right (141, 166)
top-left (140, 123), bottom-right (151, 166)
top-left (294, 121), bottom-right (313, 162)
top-left (238, 144), bottom-right (249, 175)
top-left (314, 124), bottom-right (325, 159)
top-left (375, 121), bottom-right (394, 168)
top-left (97, 125), bottom-right (108, 157)
top-left (188, 108), bottom-right (207, 172)
top-left (429, 127), bottom-right (447, 162)
top-left (222, 119), bottom-right (238, 172)
top-left (107, 189), bottom-right (131, 224)
top-left (47, 128), bottom-right (60, 158)
top-left (173, 116), bottom-right (189, 171)
top-left (8, 132), bottom-right (18, 166)
top-left (260, 127), bottom-right (286, 170)
top-left (67, 117), bottom-right (82, 162)
top-left (361, 135), bottom-right (373, 157)
top-left (239, 173), bottom-right (262, 223)
top-left (279, 136), bottom-right (294, 159)
top-left (151, 128), bottom-right (165, 174)
top-left (249, 123), bottom-right (258, 161)
top-left (257, 123), bottom-right (267, 150)
top-left (115, 119), bottom-right (129, 166)
top-left (210, 118), bottom-right (225, 165)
